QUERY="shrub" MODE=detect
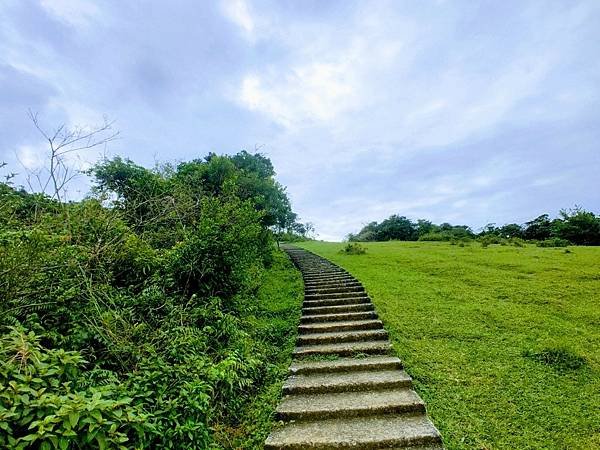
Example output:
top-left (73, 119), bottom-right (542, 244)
top-left (480, 235), bottom-right (507, 248)
top-left (0, 328), bottom-right (148, 449)
top-left (509, 237), bottom-right (526, 247)
top-left (419, 232), bottom-right (449, 242)
top-left (537, 238), bottom-right (570, 248)
top-left (523, 347), bottom-right (587, 372)
top-left (340, 243), bottom-right (367, 255)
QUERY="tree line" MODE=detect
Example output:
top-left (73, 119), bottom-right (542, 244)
top-left (347, 207), bottom-right (600, 246)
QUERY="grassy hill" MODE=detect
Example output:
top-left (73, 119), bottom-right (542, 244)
top-left (296, 240), bottom-right (600, 450)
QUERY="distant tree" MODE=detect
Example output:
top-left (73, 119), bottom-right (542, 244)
top-left (375, 215), bottom-right (417, 241)
top-left (480, 223), bottom-right (498, 236)
top-left (553, 207), bottom-right (600, 245)
top-left (498, 223), bottom-right (523, 238)
top-left (416, 219), bottom-right (435, 236)
top-left (523, 214), bottom-right (553, 240)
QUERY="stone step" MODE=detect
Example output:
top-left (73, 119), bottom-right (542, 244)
top-left (302, 269), bottom-right (346, 275)
top-left (304, 285), bottom-right (365, 295)
top-left (300, 311), bottom-right (378, 323)
top-left (304, 281), bottom-right (363, 290)
top-left (283, 369), bottom-right (412, 395)
top-left (293, 340), bottom-right (391, 357)
top-left (298, 319), bottom-right (384, 334)
top-left (302, 303), bottom-right (374, 315)
top-left (276, 387), bottom-right (425, 421)
top-left (303, 297), bottom-right (370, 308)
top-left (302, 272), bottom-right (356, 281)
top-left (265, 414), bottom-right (442, 449)
top-left (303, 278), bottom-right (356, 285)
top-left (289, 355), bottom-right (402, 375)
top-left (297, 329), bottom-right (388, 346)
top-left (305, 291), bottom-right (366, 300)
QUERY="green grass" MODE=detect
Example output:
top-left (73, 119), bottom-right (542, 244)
top-left (213, 250), bottom-right (303, 449)
top-left (296, 240), bottom-right (600, 450)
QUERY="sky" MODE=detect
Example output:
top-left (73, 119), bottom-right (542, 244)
top-left (1, 0), bottom-right (599, 241)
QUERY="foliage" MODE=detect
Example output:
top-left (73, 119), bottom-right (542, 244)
top-left (553, 207), bottom-right (600, 245)
top-left (0, 328), bottom-right (147, 449)
top-left (298, 240), bottom-right (600, 450)
top-left (339, 242), bottom-right (367, 255)
top-left (537, 237), bottom-right (570, 247)
top-left (349, 217), bottom-right (474, 242)
top-left (349, 206), bottom-right (600, 246)
top-left (0, 150), bottom-right (302, 448)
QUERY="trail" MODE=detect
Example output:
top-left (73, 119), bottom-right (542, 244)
top-left (265, 245), bottom-right (443, 449)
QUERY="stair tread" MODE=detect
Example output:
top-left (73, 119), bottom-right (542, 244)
top-left (302, 303), bottom-right (373, 314)
top-left (297, 329), bottom-right (388, 344)
top-left (303, 297), bottom-right (371, 307)
top-left (299, 319), bottom-right (383, 333)
top-left (301, 311), bottom-right (378, 323)
top-left (283, 369), bottom-right (411, 393)
top-left (277, 387), bottom-right (424, 419)
top-left (290, 355), bottom-right (401, 374)
top-left (265, 413), bottom-right (442, 449)
top-left (294, 340), bottom-right (390, 356)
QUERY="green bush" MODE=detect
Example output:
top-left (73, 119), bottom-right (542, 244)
top-left (340, 242), bottom-right (367, 255)
top-left (0, 150), bottom-right (302, 448)
top-left (537, 238), bottom-right (570, 248)
top-left (0, 328), bottom-right (148, 449)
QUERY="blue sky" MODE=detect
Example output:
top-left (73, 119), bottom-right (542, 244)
top-left (1, 0), bottom-right (599, 240)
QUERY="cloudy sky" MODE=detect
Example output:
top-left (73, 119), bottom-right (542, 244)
top-left (1, 0), bottom-right (599, 240)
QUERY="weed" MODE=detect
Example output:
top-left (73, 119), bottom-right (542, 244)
top-left (524, 347), bottom-right (587, 372)
top-left (340, 242), bottom-right (367, 255)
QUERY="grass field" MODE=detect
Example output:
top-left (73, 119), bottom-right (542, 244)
top-left (296, 241), bottom-right (600, 450)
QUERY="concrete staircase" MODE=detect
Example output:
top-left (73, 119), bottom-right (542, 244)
top-left (265, 246), bottom-right (443, 450)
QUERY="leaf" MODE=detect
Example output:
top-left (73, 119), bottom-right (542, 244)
top-left (68, 412), bottom-right (79, 428)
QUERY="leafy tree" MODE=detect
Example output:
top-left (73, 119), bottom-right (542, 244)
top-left (498, 223), bottom-right (524, 238)
top-left (553, 207), bottom-right (600, 245)
top-left (523, 214), bottom-right (553, 240)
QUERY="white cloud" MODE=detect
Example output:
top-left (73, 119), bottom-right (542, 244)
top-left (239, 59), bottom-right (358, 128)
top-left (16, 144), bottom-right (46, 170)
top-left (220, 0), bottom-right (255, 35)
top-left (39, 0), bottom-right (102, 29)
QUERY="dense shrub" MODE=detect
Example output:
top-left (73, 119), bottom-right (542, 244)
top-left (0, 328), bottom-right (148, 449)
top-left (537, 238), bottom-right (570, 248)
top-left (0, 150), bottom-right (302, 448)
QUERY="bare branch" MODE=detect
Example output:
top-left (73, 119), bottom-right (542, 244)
top-left (26, 110), bottom-right (120, 201)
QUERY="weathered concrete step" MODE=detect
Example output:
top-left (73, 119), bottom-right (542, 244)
top-left (304, 281), bottom-right (363, 290)
top-left (265, 413), bottom-right (442, 449)
top-left (305, 291), bottom-right (366, 300)
top-left (290, 355), bottom-right (402, 375)
top-left (303, 278), bottom-right (356, 285)
top-left (303, 273), bottom-right (353, 281)
top-left (300, 311), bottom-right (378, 323)
top-left (305, 285), bottom-right (365, 295)
top-left (283, 369), bottom-right (412, 395)
top-left (297, 329), bottom-right (388, 346)
top-left (303, 303), bottom-right (373, 315)
top-left (298, 268), bottom-right (348, 277)
top-left (298, 319), bottom-right (384, 334)
top-left (303, 297), bottom-right (370, 308)
top-left (276, 387), bottom-right (425, 421)
top-left (293, 340), bottom-right (391, 357)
